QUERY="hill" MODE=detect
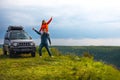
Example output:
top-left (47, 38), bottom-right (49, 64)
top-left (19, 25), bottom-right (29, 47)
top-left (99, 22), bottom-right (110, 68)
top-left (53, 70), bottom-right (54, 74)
top-left (53, 46), bottom-right (120, 69)
top-left (0, 48), bottom-right (120, 80)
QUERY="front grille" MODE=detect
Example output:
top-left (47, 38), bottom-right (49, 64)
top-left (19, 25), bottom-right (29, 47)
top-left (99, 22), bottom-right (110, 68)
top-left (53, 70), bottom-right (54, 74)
top-left (18, 42), bottom-right (30, 46)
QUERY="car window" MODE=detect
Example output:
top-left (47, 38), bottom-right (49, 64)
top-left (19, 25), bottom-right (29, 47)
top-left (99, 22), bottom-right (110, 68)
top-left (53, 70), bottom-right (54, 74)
top-left (10, 31), bottom-right (30, 40)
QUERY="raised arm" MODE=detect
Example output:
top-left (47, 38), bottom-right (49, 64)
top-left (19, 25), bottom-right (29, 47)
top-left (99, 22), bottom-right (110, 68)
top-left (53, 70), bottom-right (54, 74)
top-left (47, 17), bottom-right (52, 24)
top-left (32, 28), bottom-right (41, 35)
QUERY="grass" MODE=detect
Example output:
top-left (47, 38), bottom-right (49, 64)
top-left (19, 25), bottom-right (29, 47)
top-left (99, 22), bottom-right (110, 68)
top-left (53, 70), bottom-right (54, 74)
top-left (0, 48), bottom-right (120, 80)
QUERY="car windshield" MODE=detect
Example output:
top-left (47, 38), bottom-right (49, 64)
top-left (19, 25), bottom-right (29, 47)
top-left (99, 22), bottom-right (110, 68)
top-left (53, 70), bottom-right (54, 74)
top-left (10, 30), bottom-right (30, 40)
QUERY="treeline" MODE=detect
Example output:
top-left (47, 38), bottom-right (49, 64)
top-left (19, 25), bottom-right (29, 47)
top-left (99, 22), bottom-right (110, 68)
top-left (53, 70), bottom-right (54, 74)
top-left (52, 46), bottom-right (120, 69)
top-left (0, 44), bottom-right (2, 48)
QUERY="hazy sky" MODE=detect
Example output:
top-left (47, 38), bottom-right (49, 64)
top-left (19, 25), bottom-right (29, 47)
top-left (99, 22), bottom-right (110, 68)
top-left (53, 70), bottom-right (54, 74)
top-left (0, 0), bottom-right (120, 45)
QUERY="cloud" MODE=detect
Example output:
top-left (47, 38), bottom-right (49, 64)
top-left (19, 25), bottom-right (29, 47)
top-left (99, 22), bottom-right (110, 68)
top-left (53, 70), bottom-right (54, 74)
top-left (1, 38), bottom-right (120, 46)
top-left (0, 0), bottom-right (120, 40)
top-left (1, 38), bottom-right (119, 46)
top-left (0, 0), bottom-right (77, 8)
top-left (5, 12), bottom-right (35, 26)
top-left (51, 38), bottom-right (120, 46)
top-left (1, 0), bottom-right (120, 26)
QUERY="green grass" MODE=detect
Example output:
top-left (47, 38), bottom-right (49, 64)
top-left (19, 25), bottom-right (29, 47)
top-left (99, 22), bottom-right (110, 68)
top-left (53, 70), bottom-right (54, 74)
top-left (0, 48), bottom-right (120, 80)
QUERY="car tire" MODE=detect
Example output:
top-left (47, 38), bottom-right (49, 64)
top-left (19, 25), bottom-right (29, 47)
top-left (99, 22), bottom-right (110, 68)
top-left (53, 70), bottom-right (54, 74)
top-left (3, 50), bottom-right (7, 55)
top-left (3, 48), bottom-right (7, 55)
top-left (31, 52), bottom-right (35, 57)
top-left (9, 52), bottom-right (13, 58)
top-left (3, 45), bottom-right (7, 55)
top-left (9, 50), bottom-right (15, 58)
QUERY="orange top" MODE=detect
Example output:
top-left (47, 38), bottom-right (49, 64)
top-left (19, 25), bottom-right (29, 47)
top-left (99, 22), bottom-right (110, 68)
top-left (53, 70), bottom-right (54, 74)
top-left (39, 17), bottom-right (52, 32)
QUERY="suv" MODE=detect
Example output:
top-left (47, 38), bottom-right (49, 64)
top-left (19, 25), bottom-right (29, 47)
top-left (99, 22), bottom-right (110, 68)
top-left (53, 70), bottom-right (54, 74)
top-left (3, 26), bottom-right (36, 57)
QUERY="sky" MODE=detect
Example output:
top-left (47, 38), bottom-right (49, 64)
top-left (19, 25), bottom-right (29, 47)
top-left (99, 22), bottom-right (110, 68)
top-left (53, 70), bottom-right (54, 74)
top-left (0, 0), bottom-right (120, 46)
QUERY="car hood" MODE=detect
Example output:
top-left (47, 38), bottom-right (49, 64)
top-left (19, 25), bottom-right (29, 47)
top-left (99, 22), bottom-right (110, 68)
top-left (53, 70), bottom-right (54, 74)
top-left (10, 39), bottom-right (34, 43)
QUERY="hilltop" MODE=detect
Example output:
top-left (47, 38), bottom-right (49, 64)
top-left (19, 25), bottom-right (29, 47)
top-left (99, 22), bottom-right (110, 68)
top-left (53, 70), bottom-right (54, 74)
top-left (0, 48), bottom-right (120, 80)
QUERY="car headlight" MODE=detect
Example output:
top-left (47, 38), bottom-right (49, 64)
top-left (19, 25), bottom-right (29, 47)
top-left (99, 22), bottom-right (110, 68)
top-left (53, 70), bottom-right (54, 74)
top-left (13, 42), bottom-right (18, 46)
top-left (30, 42), bottom-right (34, 46)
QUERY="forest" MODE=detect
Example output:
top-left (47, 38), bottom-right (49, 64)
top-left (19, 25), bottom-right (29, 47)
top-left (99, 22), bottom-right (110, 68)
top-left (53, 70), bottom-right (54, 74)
top-left (52, 46), bottom-right (120, 69)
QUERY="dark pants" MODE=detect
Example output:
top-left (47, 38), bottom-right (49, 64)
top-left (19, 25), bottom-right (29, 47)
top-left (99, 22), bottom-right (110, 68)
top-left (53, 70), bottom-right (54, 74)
top-left (39, 43), bottom-right (52, 56)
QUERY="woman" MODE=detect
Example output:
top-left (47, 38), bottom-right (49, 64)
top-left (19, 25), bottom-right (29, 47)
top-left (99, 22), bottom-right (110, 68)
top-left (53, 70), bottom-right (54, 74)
top-left (39, 17), bottom-right (52, 33)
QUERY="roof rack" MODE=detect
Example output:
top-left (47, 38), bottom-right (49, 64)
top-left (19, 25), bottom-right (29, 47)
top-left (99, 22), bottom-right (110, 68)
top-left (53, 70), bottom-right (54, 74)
top-left (8, 26), bottom-right (23, 31)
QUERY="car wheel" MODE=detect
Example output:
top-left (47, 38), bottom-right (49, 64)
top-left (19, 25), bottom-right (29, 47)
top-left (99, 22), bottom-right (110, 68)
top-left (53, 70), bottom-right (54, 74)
top-left (3, 45), bottom-right (7, 55)
top-left (3, 48), bottom-right (7, 55)
top-left (31, 52), bottom-right (35, 57)
top-left (9, 49), bottom-right (15, 58)
top-left (9, 51), bottom-right (13, 58)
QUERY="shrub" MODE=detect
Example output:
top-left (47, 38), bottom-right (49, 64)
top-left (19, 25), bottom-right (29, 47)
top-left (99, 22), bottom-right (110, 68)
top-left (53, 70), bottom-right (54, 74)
top-left (82, 52), bottom-right (94, 59)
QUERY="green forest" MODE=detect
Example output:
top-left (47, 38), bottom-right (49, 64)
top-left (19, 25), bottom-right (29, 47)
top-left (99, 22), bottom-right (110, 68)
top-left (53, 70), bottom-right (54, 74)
top-left (52, 46), bottom-right (120, 69)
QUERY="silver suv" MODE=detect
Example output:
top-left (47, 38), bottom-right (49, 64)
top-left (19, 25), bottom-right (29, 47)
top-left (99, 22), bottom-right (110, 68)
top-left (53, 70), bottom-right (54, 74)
top-left (3, 26), bottom-right (36, 57)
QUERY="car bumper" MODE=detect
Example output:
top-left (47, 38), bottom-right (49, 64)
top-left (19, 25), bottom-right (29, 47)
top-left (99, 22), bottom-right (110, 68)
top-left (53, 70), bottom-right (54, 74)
top-left (10, 46), bottom-right (36, 53)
